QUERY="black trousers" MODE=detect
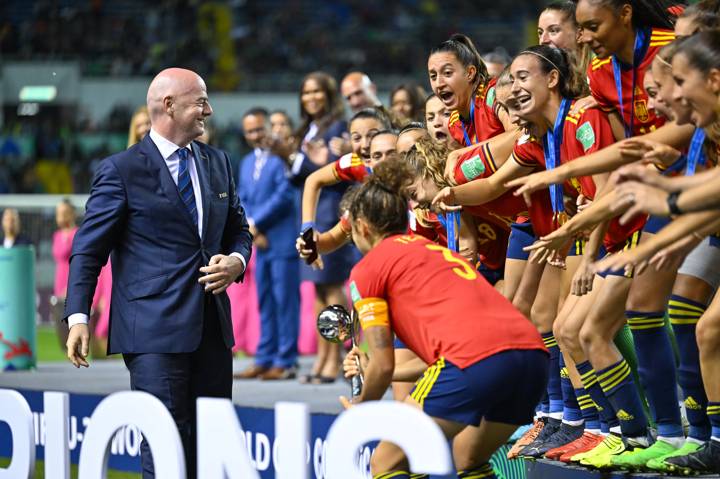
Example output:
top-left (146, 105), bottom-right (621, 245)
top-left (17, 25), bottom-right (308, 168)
top-left (123, 295), bottom-right (233, 479)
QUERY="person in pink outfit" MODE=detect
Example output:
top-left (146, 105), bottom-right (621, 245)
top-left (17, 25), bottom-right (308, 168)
top-left (51, 199), bottom-right (77, 351)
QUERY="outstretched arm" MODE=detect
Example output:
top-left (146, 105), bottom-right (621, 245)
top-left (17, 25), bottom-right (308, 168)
top-left (505, 122), bottom-right (695, 200)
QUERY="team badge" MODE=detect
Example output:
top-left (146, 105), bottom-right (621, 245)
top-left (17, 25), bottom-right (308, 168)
top-left (460, 155), bottom-right (486, 181)
top-left (634, 100), bottom-right (650, 123)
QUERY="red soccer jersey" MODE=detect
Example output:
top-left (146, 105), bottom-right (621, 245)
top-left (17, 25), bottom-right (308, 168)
top-left (453, 142), bottom-right (535, 226)
top-left (513, 104), bottom-right (646, 250)
top-left (588, 28), bottom-right (674, 137)
top-left (333, 153), bottom-right (368, 183)
top-left (408, 209), bottom-right (448, 247)
top-left (349, 235), bottom-right (546, 368)
top-left (448, 78), bottom-right (505, 147)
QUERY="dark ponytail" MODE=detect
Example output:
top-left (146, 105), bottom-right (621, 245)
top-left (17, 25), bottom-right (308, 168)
top-left (348, 157), bottom-right (413, 236)
top-left (430, 33), bottom-right (489, 88)
top-left (515, 45), bottom-right (587, 99)
top-left (586, 0), bottom-right (683, 30)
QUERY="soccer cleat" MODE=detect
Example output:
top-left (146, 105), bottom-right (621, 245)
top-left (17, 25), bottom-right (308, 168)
top-left (646, 440), bottom-right (702, 472)
top-left (611, 438), bottom-right (677, 470)
top-left (577, 433), bottom-right (626, 468)
top-left (507, 419), bottom-right (545, 459)
top-left (556, 432), bottom-right (605, 463)
top-left (522, 422), bottom-right (584, 458)
top-left (519, 418), bottom-right (561, 459)
top-left (665, 439), bottom-right (720, 475)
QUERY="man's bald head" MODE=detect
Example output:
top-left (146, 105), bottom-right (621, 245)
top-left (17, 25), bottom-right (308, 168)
top-left (146, 68), bottom-right (213, 147)
top-left (341, 71), bottom-right (380, 112)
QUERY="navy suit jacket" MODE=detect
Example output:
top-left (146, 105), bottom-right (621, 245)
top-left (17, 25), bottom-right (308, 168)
top-left (64, 135), bottom-right (253, 354)
top-left (288, 120), bottom-right (349, 231)
top-left (238, 150), bottom-right (299, 258)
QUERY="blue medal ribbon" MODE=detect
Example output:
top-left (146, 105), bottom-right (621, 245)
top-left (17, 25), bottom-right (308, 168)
top-left (441, 211), bottom-right (461, 252)
top-left (542, 98), bottom-right (572, 220)
top-left (460, 100), bottom-right (476, 147)
top-left (685, 128), bottom-right (707, 176)
top-left (612, 28), bottom-right (648, 138)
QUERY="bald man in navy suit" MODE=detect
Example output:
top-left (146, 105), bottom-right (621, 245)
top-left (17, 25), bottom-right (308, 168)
top-left (63, 68), bottom-right (253, 478)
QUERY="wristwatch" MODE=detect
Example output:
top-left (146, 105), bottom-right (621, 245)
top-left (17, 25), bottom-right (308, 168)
top-left (667, 191), bottom-right (682, 215)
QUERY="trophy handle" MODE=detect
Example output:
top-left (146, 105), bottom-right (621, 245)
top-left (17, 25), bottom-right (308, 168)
top-left (350, 308), bottom-right (363, 398)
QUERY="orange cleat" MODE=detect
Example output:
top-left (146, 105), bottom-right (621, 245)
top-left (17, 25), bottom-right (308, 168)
top-left (507, 419), bottom-right (545, 459)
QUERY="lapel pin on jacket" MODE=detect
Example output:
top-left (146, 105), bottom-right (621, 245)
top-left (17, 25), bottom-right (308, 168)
top-left (218, 192), bottom-right (228, 199)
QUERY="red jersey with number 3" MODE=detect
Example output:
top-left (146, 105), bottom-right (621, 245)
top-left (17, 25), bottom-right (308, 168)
top-left (333, 153), bottom-right (368, 183)
top-left (448, 78), bottom-right (505, 147)
top-left (349, 234), bottom-right (546, 368)
top-left (587, 28), bottom-right (674, 137)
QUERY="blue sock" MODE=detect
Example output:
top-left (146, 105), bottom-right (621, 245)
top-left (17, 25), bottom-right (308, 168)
top-left (458, 463), bottom-right (496, 479)
top-left (575, 387), bottom-right (601, 431)
top-left (576, 360), bottom-right (619, 429)
top-left (626, 310), bottom-right (683, 438)
top-left (539, 390), bottom-right (550, 416)
top-left (669, 295), bottom-right (710, 441)
top-left (600, 420), bottom-right (610, 434)
top-left (597, 358), bottom-right (649, 437)
top-left (708, 403), bottom-right (720, 441)
top-left (559, 355), bottom-right (583, 422)
top-left (542, 332), bottom-right (563, 416)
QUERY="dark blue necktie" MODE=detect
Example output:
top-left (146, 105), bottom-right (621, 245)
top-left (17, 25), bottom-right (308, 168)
top-left (177, 148), bottom-right (198, 227)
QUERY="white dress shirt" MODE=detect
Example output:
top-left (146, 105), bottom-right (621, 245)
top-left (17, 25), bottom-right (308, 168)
top-left (68, 129), bottom-right (245, 329)
top-left (149, 129), bottom-right (205, 238)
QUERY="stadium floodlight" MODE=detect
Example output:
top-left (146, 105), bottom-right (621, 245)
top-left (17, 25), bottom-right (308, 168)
top-left (18, 86), bottom-right (57, 102)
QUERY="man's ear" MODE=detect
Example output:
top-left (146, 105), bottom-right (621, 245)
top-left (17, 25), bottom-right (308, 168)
top-left (163, 96), bottom-right (174, 115)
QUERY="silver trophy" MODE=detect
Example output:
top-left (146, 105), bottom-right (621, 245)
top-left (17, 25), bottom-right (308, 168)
top-left (317, 304), bottom-right (363, 398)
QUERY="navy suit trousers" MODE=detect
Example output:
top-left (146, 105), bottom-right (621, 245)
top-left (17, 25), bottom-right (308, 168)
top-left (123, 294), bottom-right (232, 479)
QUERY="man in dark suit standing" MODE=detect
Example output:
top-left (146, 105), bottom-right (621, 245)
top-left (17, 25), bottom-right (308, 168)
top-left (234, 108), bottom-right (300, 380)
top-left (64, 68), bottom-right (253, 479)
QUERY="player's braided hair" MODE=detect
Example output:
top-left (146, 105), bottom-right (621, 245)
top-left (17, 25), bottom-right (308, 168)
top-left (515, 45), bottom-right (587, 99)
top-left (431, 33), bottom-right (489, 89)
top-left (584, 0), bottom-right (683, 30)
top-left (348, 157), bottom-right (413, 236)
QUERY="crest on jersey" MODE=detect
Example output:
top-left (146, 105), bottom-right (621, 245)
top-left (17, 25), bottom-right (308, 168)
top-left (634, 100), bottom-right (650, 123)
top-left (460, 155), bottom-right (486, 181)
top-left (576, 122), bottom-right (596, 152)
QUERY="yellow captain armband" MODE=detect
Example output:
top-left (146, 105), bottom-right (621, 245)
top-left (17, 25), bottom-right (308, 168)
top-left (355, 297), bottom-right (390, 330)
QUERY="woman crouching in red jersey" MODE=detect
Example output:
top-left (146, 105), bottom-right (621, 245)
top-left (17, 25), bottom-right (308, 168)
top-left (340, 158), bottom-right (548, 479)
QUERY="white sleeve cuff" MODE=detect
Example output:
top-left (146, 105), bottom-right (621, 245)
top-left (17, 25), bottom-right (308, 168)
top-left (290, 152), bottom-right (306, 175)
top-left (230, 252), bottom-right (247, 273)
top-left (68, 313), bottom-right (89, 328)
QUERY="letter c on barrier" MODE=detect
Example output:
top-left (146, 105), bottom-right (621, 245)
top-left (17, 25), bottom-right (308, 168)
top-left (0, 389), bottom-right (35, 479)
top-left (324, 402), bottom-right (453, 479)
top-left (78, 391), bottom-right (185, 479)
